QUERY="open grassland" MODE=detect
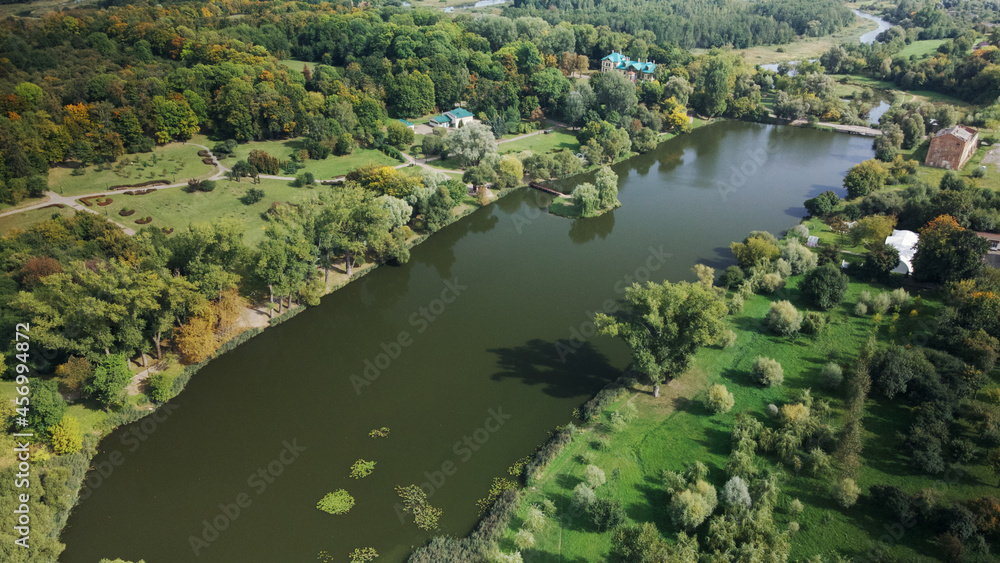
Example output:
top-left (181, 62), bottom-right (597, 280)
top-left (897, 39), bottom-right (948, 59)
top-left (501, 272), bottom-right (999, 562)
top-left (114, 178), bottom-right (325, 245)
top-left (48, 142), bottom-right (214, 197)
top-left (0, 206), bottom-right (77, 236)
top-left (227, 139), bottom-right (400, 179)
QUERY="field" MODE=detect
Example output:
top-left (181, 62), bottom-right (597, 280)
top-left (898, 139), bottom-right (1000, 193)
top-left (111, 178), bottom-right (327, 245)
top-left (47, 142), bottom-right (215, 197)
top-left (897, 39), bottom-right (948, 59)
top-left (0, 206), bottom-right (77, 236)
top-left (499, 129), bottom-right (580, 155)
top-left (227, 139), bottom-right (400, 179)
top-left (500, 271), bottom-right (1000, 561)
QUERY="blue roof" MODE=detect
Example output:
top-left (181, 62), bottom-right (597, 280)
top-left (398, 118), bottom-right (414, 126)
top-left (616, 60), bottom-right (656, 74)
top-left (430, 113), bottom-right (451, 124)
top-left (448, 108), bottom-right (473, 119)
top-left (602, 52), bottom-right (628, 63)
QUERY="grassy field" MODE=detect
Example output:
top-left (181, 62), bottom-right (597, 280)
top-left (111, 178), bottom-right (326, 245)
top-left (897, 39), bottom-right (948, 59)
top-left (499, 129), bottom-right (580, 155)
top-left (276, 59), bottom-right (317, 76)
top-left (897, 138), bottom-right (1000, 193)
top-left (0, 205), bottom-right (77, 236)
top-left (227, 139), bottom-right (400, 179)
top-left (48, 143), bottom-right (215, 197)
top-left (829, 74), bottom-right (973, 108)
top-left (499, 267), bottom-right (999, 561)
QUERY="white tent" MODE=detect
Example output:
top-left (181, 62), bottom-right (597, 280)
top-left (885, 229), bottom-right (919, 275)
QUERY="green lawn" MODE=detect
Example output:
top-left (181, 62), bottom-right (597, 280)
top-left (0, 205), bottom-right (77, 236)
top-left (48, 142), bottom-right (214, 197)
top-left (898, 139), bottom-right (1000, 192)
top-left (227, 139), bottom-right (400, 179)
top-left (276, 59), bottom-right (317, 76)
top-left (500, 268), bottom-right (998, 562)
top-left (113, 178), bottom-right (327, 245)
top-left (499, 129), bottom-right (580, 155)
top-left (897, 39), bottom-right (947, 59)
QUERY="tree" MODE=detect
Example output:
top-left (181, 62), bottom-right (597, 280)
top-left (781, 239), bottom-right (818, 274)
top-left (874, 123), bottom-right (903, 161)
top-left (595, 280), bottom-right (728, 396)
top-left (29, 379), bottom-right (66, 434)
top-left (730, 236), bottom-right (779, 269)
top-left (151, 94), bottom-right (199, 143)
top-left (767, 300), bottom-right (802, 335)
top-left (595, 166), bottom-right (620, 210)
top-left (804, 191), bottom-right (839, 216)
top-left (913, 215), bottom-right (989, 283)
top-left (496, 154), bottom-right (524, 189)
top-left (447, 122), bottom-right (497, 167)
top-left (612, 522), bottom-right (671, 563)
top-left (587, 498), bottom-right (626, 531)
top-left (49, 415), bottom-right (83, 454)
top-left (720, 476), bottom-right (751, 507)
top-left (831, 477), bottom-right (860, 507)
top-left (592, 71), bottom-right (638, 119)
top-left (752, 356), bottom-right (784, 386)
top-left (705, 384), bottom-right (735, 414)
top-left (669, 480), bottom-right (718, 530)
top-left (389, 71), bottom-right (436, 117)
top-left (843, 159), bottom-right (888, 199)
top-left (386, 120), bottom-right (415, 149)
top-left (863, 243), bottom-right (900, 280)
top-left (584, 464), bottom-right (607, 488)
top-left (174, 315), bottom-right (219, 363)
top-left (850, 214), bottom-right (897, 246)
top-left (55, 356), bottom-right (93, 394)
top-left (572, 183), bottom-right (599, 216)
top-left (86, 354), bottom-right (132, 410)
top-left (801, 263), bottom-right (849, 309)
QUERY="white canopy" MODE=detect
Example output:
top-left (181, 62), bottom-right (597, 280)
top-left (885, 229), bottom-right (919, 275)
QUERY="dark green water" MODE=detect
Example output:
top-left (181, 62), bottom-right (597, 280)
top-left (59, 121), bottom-right (872, 562)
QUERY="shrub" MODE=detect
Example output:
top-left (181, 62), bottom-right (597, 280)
top-left (241, 187), bottom-right (265, 205)
top-left (788, 521), bottom-right (800, 533)
top-left (752, 357), bottom-right (784, 387)
top-left (721, 265), bottom-right (745, 289)
top-left (587, 498), bottom-right (627, 531)
top-left (802, 312), bottom-right (827, 334)
top-left (593, 436), bottom-right (611, 452)
top-left (49, 415), bottom-right (82, 454)
top-left (721, 476), bottom-right (751, 508)
top-left (147, 374), bottom-right (172, 403)
top-left (782, 239), bottom-right (818, 274)
top-left (789, 498), bottom-right (804, 515)
top-left (854, 302), bottom-right (869, 316)
top-left (872, 292), bottom-right (892, 314)
top-left (820, 362), bottom-right (843, 389)
top-left (134, 216), bottom-right (152, 224)
top-left (889, 288), bottom-right (911, 308)
top-left (774, 258), bottom-right (792, 278)
top-left (788, 224), bottom-right (810, 240)
top-left (572, 482), bottom-right (596, 509)
top-left (729, 294), bottom-right (745, 314)
top-left (717, 329), bottom-right (737, 348)
top-left (584, 464), bottom-right (607, 489)
top-left (523, 505), bottom-right (546, 532)
top-left (317, 490), bottom-right (355, 515)
top-left (199, 180), bottom-right (217, 192)
top-left (579, 450), bottom-right (597, 465)
top-left (767, 301), bottom-right (802, 335)
top-left (118, 208), bottom-right (135, 216)
top-left (801, 263), bottom-right (849, 310)
top-left (759, 272), bottom-right (785, 294)
top-left (513, 529), bottom-right (535, 550)
top-left (831, 477), bottom-right (860, 508)
top-left (705, 384), bottom-right (735, 414)
top-left (669, 480), bottom-right (718, 530)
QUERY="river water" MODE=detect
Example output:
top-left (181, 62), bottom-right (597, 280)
top-left (60, 121), bottom-right (873, 563)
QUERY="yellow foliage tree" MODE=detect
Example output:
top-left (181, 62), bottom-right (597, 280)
top-left (174, 315), bottom-right (219, 364)
top-left (50, 415), bottom-right (82, 454)
top-left (215, 288), bottom-right (248, 339)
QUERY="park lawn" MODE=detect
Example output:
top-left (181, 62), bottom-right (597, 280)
top-left (801, 217), bottom-right (868, 254)
top-left (114, 178), bottom-right (326, 245)
top-left (48, 142), bottom-right (214, 197)
top-left (897, 39), bottom-right (947, 59)
top-left (500, 265), bottom-right (997, 561)
top-left (0, 205), bottom-right (77, 236)
top-left (499, 129), bottom-right (580, 155)
top-left (229, 139), bottom-right (400, 179)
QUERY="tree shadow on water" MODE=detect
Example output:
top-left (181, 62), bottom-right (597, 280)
top-left (488, 339), bottom-right (619, 399)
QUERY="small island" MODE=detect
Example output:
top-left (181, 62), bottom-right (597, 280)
top-left (549, 166), bottom-right (621, 218)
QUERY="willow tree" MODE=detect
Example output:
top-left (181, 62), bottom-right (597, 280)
top-left (595, 280), bottom-right (727, 397)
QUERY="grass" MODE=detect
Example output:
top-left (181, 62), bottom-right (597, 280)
top-left (0, 205), bottom-right (77, 236)
top-left (896, 138), bottom-right (1000, 193)
top-left (500, 267), bottom-right (999, 562)
top-left (499, 129), bottom-right (580, 155)
top-left (226, 139), bottom-right (400, 179)
top-left (48, 142), bottom-right (215, 197)
top-left (275, 59), bottom-right (317, 76)
top-left (829, 74), bottom-right (973, 108)
top-left (897, 39), bottom-right (948, 59)
top-left (111, 178), bottom-right (328, 245)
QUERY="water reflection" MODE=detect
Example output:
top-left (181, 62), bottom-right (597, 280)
top-left (568, 211), bottom-right (616, 244)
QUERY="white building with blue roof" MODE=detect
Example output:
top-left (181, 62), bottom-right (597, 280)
top-left (601, 51), bottom-right (657, 82)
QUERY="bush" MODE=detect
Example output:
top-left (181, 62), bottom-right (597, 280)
top-left (240, 187), bottom-right (265, 205)
top-left (717, 329), bottom-right (737, 348)
top-left (705, 384), bottom-right (735, 414)
top-left (832, 477), bottom-right (860, 508)
top-left (854, 302), bottom-right (868, 316)
top-left (802, 312), bottom-right (827, 334)
top-left (669, 481), bottom-right (718, 530)
top-left (782, 239), bottom-right (818, 274)
top-left (199, 180), bottom-right (217, 192)
top-left (871, 292), bottom-right (891, 314)
top-left (801, 263), bottom-right (849, 310)
top-left (49, 415), bottom-right (82, 454)
top-left (820, 362), bottom-right (843, 389)
top-left (804, 191), bottom-right (839, 216)
top-left (790, 498), bottom-right (804, 514)
top-left (147, 374), bottom-right (172, 403)
top-left (572, 483), bottom-right (596, 509)
top-left (523, 505), bottom-right (547, 532)
top-left (721, 266), bottom-right (745, 289)
top-left (721, 476), bottom-right (751, 507)
top-left (584, 464), bottom-right (607, 489)
top-left (317, 490), bottom-right (355, 514)
top-left (587, 498), bottom-right (627, 531)
top-left (767, 300), bottom-right (802, 335)
top-left (774, 258), bottom-right (792, 278)
top-left (729, 294), bottom-right (745, 314)
top-left (752, 357), bottom-right (784, 387)
top-left (759, 272), bottom-right (785, 294)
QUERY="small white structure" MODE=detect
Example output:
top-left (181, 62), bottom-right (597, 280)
top-left (806, 235), bottom-right (819, 247)
top-left (885, 229), bottom-right (919, 275)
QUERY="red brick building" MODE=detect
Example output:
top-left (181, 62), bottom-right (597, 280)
top-left (925, 125), bottom-right (978, 170)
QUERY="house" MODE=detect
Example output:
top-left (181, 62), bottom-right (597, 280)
top-left (398, 119), bottom-right (415, 130)
top-left (978, 232), bottom-right (1000, 269)
top-left (600, 51), bottom-right (656, 82)
top-left (429, 108), bottom-right (475, 128)
top-left (885, 229), bottom-right (919, 275)
top-left (925, 125), bottom-right (979, 170)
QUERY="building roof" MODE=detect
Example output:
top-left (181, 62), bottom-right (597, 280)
top-left (398, 118), bottom-right (414, 127)
top-left (976, 231), bottom-right (1000, 242)
top-left (885, 229), bottom-right (919, 275)
top-left (616, 60), bottom-right (656, 74)
top-left (934, 125), bottom-right (977, 143)
top-left (447, 108), bottom-right (473, 119)
top-left (602, 52), bottom-right (628, 63)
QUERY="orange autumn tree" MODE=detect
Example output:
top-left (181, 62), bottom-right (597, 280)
top-left (174, 313), bottom-right (219, 364)
top-left (912, 214), bottom-right (990, 283)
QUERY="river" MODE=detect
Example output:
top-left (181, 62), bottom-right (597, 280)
top-left (59, 121), bottom-right (874, 563)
